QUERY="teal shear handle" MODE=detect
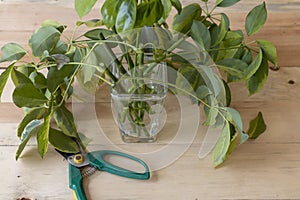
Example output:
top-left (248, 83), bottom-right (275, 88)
top-left (68, 150), bottom-right (150, 200)
top-left (88, 150), bottom-right (150, 180)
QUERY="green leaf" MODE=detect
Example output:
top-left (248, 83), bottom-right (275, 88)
top-left (84, 28), bottom-right (114, 40)
top-left (11, 67), bottom-right (32, 87)
top-left (203, 95), bottom-right (219, 126)
top-left (37, 114), bottom-right (51, 158)
top-left (115, 0), bottom-right (137, 33)
top-left (75, 0), bottom-right (97, 18)
top-left (245, 49), bottom-right (262, 79)
top-left (242, 49), bottom-right (253, 65)
top-left (216, 15), bottom-right (228, 45)
top-left (135, 0), bottom-right (164, 27)
top-left (223, 31), bottom-right (243, 47)
top-left (16, 120), bottom-right (43, 160)
top-left (245, 2), bottom-right (267, 36)
top-left (17, 107), bottom-right (47, 138)
top-left (213, 122), bottom-right (231, 167)
top-left (246, 58), bottom-right (269, 95)
top-left (196, 85), bottom-right (211, 100)
top-left (49, 128), bottom-right (80, 153)
top-left (223, 80), bottom-right (231, 106)
top-left (41, 20), bottom-right (66, 33)
top-left (13, 84), bottom-right (48, 108)
top-left (247, 112), bottom-right (267, 139)
top-left (47, 64), bottom-right (74, 93)
top-left (216, 0), bottom-right (223, 5)
top-left (0, 43), bottom-right (27, 62)
top-left (170, 0), bottom-right (182, 14)
top-left (225, 132), bottom-right (238, 159)
top-left (50, 40), bottom-right (68, 55)
top-left (53, 105), bottom-right (78, 138)
top-left (29, 26), bottom-right (60, 57)
top-left (76, 19), bottom-right (103, 28)
top-left (161, 0), bottom-right (172, 19)
top-left (101, 0), bottom-right (123, 29)
top-left (225, 107), bottom-right (248, 143)
top-left (217, 0), bottom-right (240, 7)
top-left (172, 3), bottom-right (202, 34)
top-left (220, 13), bottom-right (230, 30)
top-left (191, 20), bottom-right (211, 50)
top-left (0, 62), bottom-right (14, 101)
top-left (217, 58), bottom-right (247, 79)
top-left (29, 72), bottom-right (47, 90)
top-left (257, 39), bottom-right (278, 67)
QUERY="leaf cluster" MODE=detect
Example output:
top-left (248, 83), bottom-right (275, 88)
top-left (0, 0), bottom-right (276, 166)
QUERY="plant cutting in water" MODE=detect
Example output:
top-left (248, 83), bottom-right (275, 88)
top-left (0, 0), bottom-right (277, 167)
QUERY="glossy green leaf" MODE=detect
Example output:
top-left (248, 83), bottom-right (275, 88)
top-left (223, 80), bottom-right (231, 106)
top-left (213, 122), bottom-right (231, 167)
top-left (75, 0), bottom-right (97, 18)
top-left (29, 26), bottom-right (60, 57)
top-left (53, 105), bottom-right (78, 138)
top-left (135, 0), bottom-right (164, 27)
top-left (216, 15), bottom-right (228, 45)
top-left (84, 28), bottom-right (114, 40)
top-left (172, 3), bottom-right (202, 34)
top-left (176, 65), bottom-right (203, 93)
top-left (217, 0), bottom-right (240, 7)
top-left (115, 0), bottom-right (137, 33)
top-left (47, 64), bottom-right (74, 93)
top-left (11, 67), bottom-right (32, 87)
top-left (242, 49), bottom-right (253, 65)
top-left (161, 0), bottom-right (172, 19)
top-left (13, 83), bottom-right (48, 108)
top-left (220, 13), bottom-right (230, 30)
top-left (257, 39), bottom-right (278, 67)
top-left (37, 113), bottom-right (51, 158)
top-left (223, 31), bottom-right (243, 47)
top-left (203, 95), bottom-right (219, 126)
top-left (225, 107), bottom-right (248, 143)
top-left (246, 58), bottom-right (269, 95)
top-left (41, 20), bottom-right (66, 33)
top-left (101, 0), bottom-right (123, 28)
top-left (50, 40), bottom-right (68, 55)
top-left (17, 107), bottom-right (47, 138)
top-left (76, 19), bottom-right (103, 28)
top-left (170, 0), bottom-right (182, 14)
top-left (0, 62), bottom-right (14, 101)
top-left (245, 2), bottom-right (267, 36)
top-left (225, 132), bottom-right (238, 159)
top-left (0, 43), bottom-right (27, 62)
top-left (247, 112), bottom-right (266, 139)
top-left (49, 128), bottom-right (80, 153)
top-left (16, 120), bottom-right (43, 160)
top-left (191, 20), bottom-right (211, 50)
top-left (29, 72), bottom-right (47, 90)
top-left (217, 58), bottom-right (247, 79)
top-left (245, 49), bottom-right (262, 79)
top-left (196, 85), bottom-right (211, 100)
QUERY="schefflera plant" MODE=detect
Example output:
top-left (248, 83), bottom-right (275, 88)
top-left (0, 0), bottom-right (278, 167)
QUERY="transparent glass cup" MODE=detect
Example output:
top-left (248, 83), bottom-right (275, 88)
top-left (110, 57), bottom-right (168, 143)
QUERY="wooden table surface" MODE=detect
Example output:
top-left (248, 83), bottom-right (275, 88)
top-left (1, 1), bottom-right (300, 200)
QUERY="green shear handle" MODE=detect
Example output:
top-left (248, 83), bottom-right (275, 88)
top-left (68, 150), bottom-right (150, 200)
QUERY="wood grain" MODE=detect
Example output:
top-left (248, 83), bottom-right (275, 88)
top-left (1, 1), bottom-right (300, 199)
top-left (0, 0), bottom-right (299, 67)
top-left (1, 67), bottom-right (300, 199)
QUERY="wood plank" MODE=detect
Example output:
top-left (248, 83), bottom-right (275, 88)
top-left (1, 67), bottom-right (300, 199)
top-left (0, 1), bottom-right (299, 67)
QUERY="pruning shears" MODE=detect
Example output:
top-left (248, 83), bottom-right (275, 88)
top-left (56, 141), bottom-right (150, 200)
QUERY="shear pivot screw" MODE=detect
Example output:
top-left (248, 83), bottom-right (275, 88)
top-left (73, 154), bottom-right (84, 164)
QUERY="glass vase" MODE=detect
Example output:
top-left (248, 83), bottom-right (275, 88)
top-left (110, 56), bottom-right (168, 143)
